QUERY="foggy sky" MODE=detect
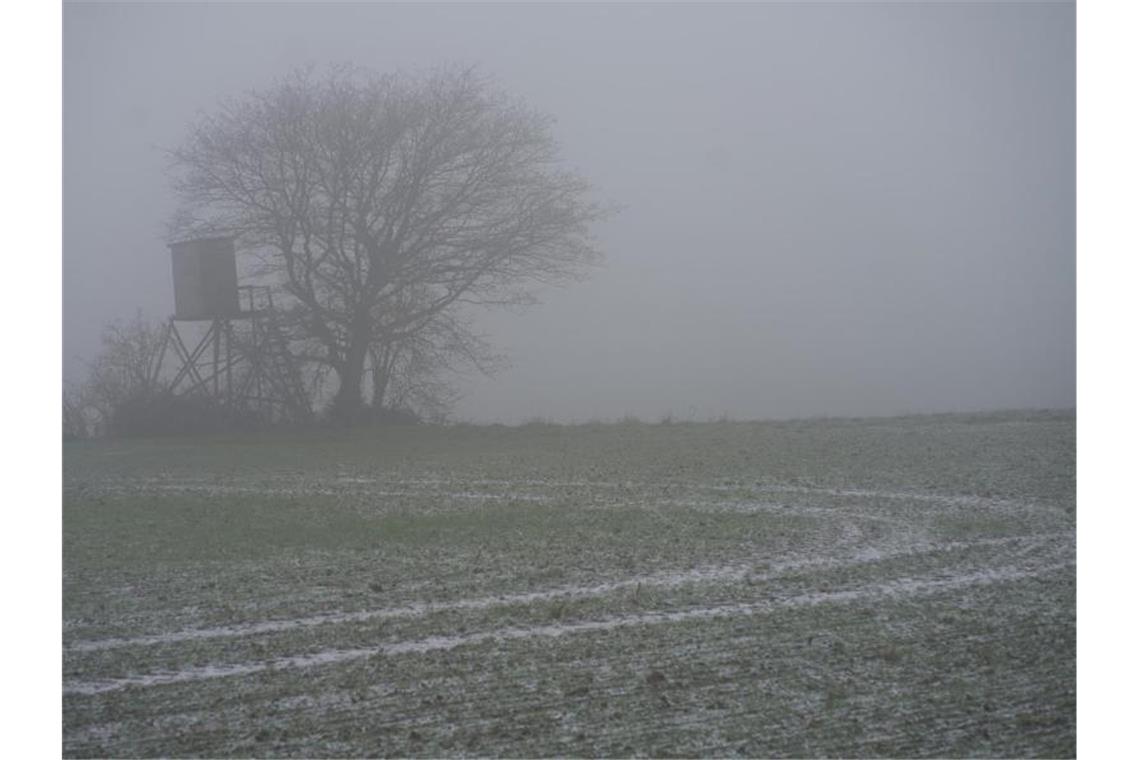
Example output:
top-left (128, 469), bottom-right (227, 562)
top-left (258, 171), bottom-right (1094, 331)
top-left (63, 2), bottom-right (1075, 423)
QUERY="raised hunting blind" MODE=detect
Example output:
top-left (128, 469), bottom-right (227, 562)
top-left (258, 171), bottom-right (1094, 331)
top-left (151, 237), bottom-right (311, 424)
top-left (169, 237), bottom-right (241, 320)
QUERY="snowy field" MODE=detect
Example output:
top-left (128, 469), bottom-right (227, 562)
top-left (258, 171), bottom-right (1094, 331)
top-left (63, 412), bottom-right (1075, 757)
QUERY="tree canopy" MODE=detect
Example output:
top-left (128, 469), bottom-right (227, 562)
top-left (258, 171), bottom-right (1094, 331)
top-left (170, 65), bottom-right (606, 420)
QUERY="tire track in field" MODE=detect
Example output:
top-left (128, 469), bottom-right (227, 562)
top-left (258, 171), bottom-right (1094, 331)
top-left (64, 532), bottom-right (1065, 654)
top-left (67, 476), bottom-right (1050, 516)
top-left (64, 476), bottom-right (1072, 706)
top-left (63, 553), bottom-right (1073, 696)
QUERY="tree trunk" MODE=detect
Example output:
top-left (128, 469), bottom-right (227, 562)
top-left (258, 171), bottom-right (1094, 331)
top-left (371, 363), bottom-right (390, 410)
top-left (331, 335), bottom-right (369, 424)
top-left (370, 344), bottom-right (395, 411)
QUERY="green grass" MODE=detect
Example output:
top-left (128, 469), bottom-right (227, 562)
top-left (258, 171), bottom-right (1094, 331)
top-left (63, 411), bottom-right (1075, 758)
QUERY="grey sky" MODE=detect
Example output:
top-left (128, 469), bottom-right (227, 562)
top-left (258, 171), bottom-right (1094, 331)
top-left (63, 1), bottom-right (1074, 423)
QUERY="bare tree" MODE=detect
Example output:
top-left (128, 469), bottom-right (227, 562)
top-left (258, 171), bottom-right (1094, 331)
top-left (64, 312), bottom-right (169, 437)
top-left (369, 308), bottom-right (505, 422)
top-left (84, 312), bottom-right (167, 418)
top-left (170, 65), bottom-right (606, 421)
top-left (62, 383), bottom-right (92, 440)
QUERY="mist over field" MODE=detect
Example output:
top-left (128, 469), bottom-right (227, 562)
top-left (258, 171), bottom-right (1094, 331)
top-left (64, 1), bottom-right (1074, 424)
top-left (61, 4), bottom-right (1078, 756)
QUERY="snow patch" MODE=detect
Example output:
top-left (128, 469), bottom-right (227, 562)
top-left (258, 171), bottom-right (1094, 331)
top-left (64, 559), bottom-right (1073, 696)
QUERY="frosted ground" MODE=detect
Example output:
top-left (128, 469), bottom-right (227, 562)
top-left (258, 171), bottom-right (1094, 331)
top-left (63, 411), bottom-right (1075, 757)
